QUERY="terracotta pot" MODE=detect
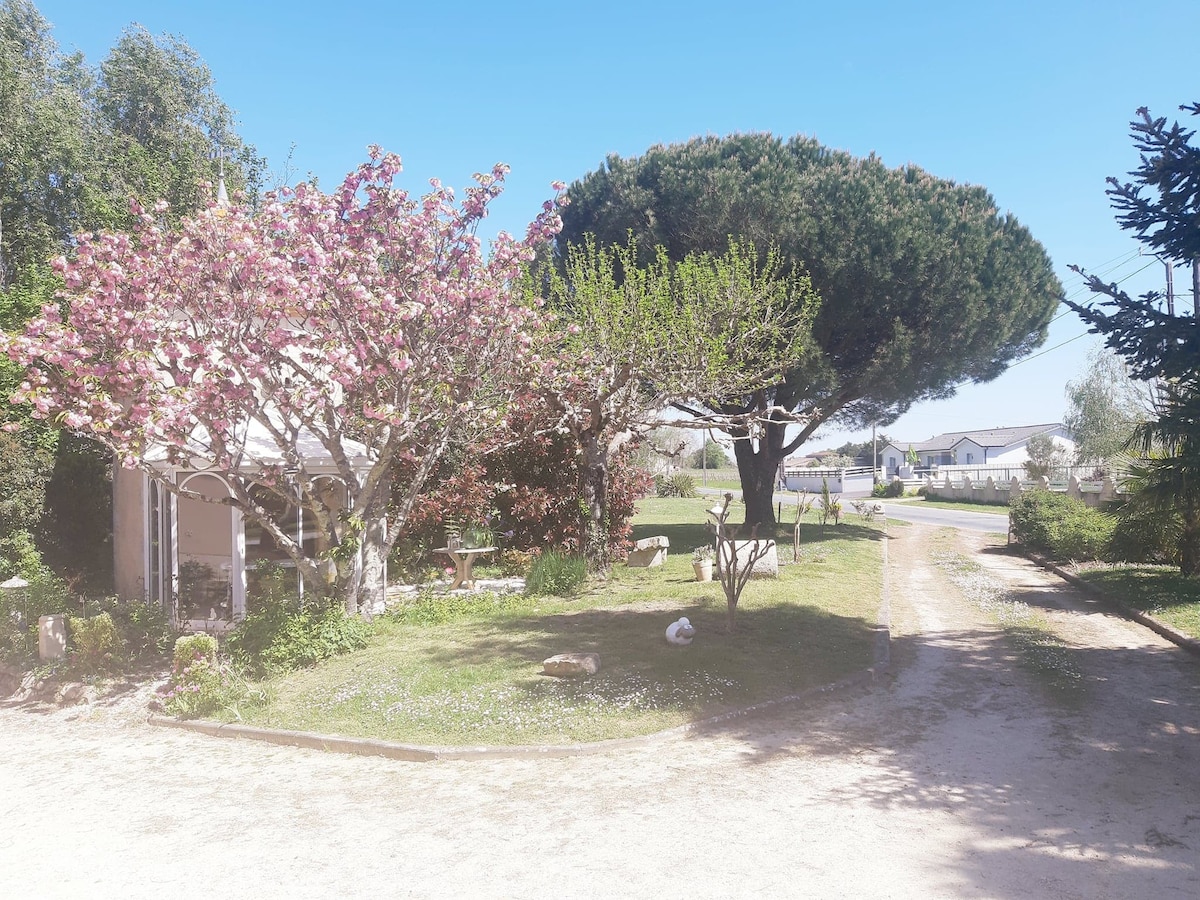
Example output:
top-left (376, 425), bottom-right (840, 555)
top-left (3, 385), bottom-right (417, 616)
top-left (693, 560), bottom-right (713, 582)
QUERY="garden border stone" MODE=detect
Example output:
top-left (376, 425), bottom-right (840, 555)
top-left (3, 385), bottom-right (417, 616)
top-left (1021, 549), bottom-right (1200, 658)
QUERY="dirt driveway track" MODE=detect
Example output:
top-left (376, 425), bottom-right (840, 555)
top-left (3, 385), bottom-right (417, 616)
top-left (2, 524), bottom-right (1199, 898)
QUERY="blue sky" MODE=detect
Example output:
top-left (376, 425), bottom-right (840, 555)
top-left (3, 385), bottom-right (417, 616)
top-left (33, 0), bottom-right (1200, 450)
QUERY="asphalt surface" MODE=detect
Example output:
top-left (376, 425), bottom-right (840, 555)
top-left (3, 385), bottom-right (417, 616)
top-left (700, 486), bottom-right (1010, 534)
top-left (878, 500), bottom-right (1009, 533)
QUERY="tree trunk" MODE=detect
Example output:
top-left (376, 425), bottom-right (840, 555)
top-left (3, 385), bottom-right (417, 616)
top-left (580, 431), bottom-right (610, 573)
top-left (358, 514), bottom-right (389, 616)
top-left (333, 554), bottom-right (360, 616)
top-left (731, 419), bottom-right (788, 535)
top-left (1181, 507), bottom-right (1200, 577)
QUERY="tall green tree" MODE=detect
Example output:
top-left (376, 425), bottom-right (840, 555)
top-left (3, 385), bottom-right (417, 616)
top-left (0, 0), bottom-right (90, 289)
top-left (1066, 104), bottom-right (1200, 383)
top-left (687, 439), bottom-right (729, 470)
top-left (1067, 103), bottom-right (1200, 575)
top-left (533, 238), bottom-right (817, 569)
top-left (92, 25), bottom-right (265, 229)
top-left (561, 134), bottom-right (1062, 529)
top-left (0, 0), bottom-right (264, 584)
top-left (1063, 344), bottom-right (1149, 467)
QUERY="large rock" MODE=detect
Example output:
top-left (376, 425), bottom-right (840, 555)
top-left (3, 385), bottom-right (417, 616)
top-left (0, 662), bottom-right (22, 698)
top-left (542, 652), bottom-right (601, 677)
top-left (716, 540), bottom-right (778, 578)
top-left (627, 535), bottom-right (669, 568)
top-left (56, 681), bottom-right (97, 705)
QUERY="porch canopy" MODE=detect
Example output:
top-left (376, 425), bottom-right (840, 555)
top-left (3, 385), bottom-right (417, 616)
top-left (117, 417), bottom-right (374, 627)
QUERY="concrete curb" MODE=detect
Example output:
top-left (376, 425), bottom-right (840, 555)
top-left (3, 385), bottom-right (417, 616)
top-left (149, 524), bottom-right (894, 762)
top-left (1021, 550), bottom-right (1200, 658)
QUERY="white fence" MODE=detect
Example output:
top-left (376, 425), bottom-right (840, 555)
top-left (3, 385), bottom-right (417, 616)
top-left (923, 473), bottom-right (1122, 508)
top-left (782, 466), bottom-right (876, 495)
top-left (933, 463), bottom-right (1116, 484)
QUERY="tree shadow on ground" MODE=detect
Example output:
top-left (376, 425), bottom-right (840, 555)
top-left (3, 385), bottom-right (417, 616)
top-left (684, 621), bottom-right (1200, 895)
top-left (630, 519), bottom-right (885, 554)
top-left (407, 601), bottom-right (881, 719)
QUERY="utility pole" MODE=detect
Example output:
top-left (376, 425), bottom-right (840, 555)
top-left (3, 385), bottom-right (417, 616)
top-left (871, 423), bottom-right (878, 483)
top-left (1164, 258), bottom-right (1175, 316)
top-left (1193, 259), bottom-right (1199, 318)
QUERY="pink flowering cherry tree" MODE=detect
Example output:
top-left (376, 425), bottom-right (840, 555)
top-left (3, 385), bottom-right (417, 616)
top-left (2, 148), bottom-right (563, 614)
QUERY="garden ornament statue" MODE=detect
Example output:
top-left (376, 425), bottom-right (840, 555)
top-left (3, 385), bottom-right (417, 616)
top-left (665, 616), bottom-right (695, 646)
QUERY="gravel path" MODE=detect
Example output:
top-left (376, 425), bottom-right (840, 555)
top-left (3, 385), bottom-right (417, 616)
top-left (2, 524), bottom-right (1199, 898)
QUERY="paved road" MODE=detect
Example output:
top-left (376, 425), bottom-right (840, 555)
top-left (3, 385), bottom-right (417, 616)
top-left (1, 525), bottom-right (1197, 898)
top-left (879, 499), bottom-right (1009, 533)
top-left (701, 486), bottom-right (1009, 534)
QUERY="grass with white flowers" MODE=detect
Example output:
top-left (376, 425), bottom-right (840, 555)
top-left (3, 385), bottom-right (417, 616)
top-left (235, 497), bottom-right (885, 745)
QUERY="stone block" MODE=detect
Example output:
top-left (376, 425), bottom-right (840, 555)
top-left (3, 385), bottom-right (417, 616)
top-left (38, 614), bottom-right (66, 660)
top-left (627, 535), bottom-right (669, 568)
top-left (542, 652), bottom-right (601, 677)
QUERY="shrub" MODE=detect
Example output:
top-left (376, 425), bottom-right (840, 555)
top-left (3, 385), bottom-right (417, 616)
top-left (0, 578), bottom-right (174, 671)
top-left (1055, 511), bottom-right (1116, 561)
top-left (655, 473), bottom-right (697, 498)
top-left (872, 479), bottom-right (905, 498)
top-left (161, 633), bottom-right (251, 719)
top-left (497, 548), bottom-right (535, 577)
top-left (103, 599), bottom-right (175, 663)
top-left (389, 403), bottom-right (651, 580)
top-left (525, 550), bottom-right (587, 597)
top-left (226, 595), bottom-right (371, 677)
top-left (173, 633), bottom-right (218, 670)
top-left (1107, 501), bottom-right (1180, 566)
top-left (1009, 490), bottom-right (1115, 561)
top-left (66, 612), bottom-right (124, 674)
top-left (161, 654), bottom-right (226, 718)
top-left (0, 529), bottom-right (45, 581)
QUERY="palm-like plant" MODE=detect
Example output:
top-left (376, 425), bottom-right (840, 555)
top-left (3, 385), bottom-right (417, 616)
top-left (1117, 381), bottom-right (1200, 576)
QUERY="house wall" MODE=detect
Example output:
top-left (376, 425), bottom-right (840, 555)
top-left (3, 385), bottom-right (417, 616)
top-left (112, 465), bottom-right (146, 603)
top-left (783, 468), bottom-right (874, 495)
top-left (988, 429), bottom-right (1077, 466)
top-left (881, 443), bottom-right (918, 475)
top-left (955, 440), bottom-right (985, 465)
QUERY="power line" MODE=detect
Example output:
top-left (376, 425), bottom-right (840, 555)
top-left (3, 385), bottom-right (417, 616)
top-left (1008, 330), bottom-right (1094, 368)
top-left (1047, 257), bottom-right (1159, 326)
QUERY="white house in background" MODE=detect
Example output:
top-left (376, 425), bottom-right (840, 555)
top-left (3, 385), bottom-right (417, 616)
top-left (881, 423), bottom-right (1076, 476)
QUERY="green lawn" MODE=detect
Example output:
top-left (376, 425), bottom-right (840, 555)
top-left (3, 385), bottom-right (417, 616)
top-left (236, 497), bottom-right (885, 745)
top-left (1073, 565), bottom-right (1200, 640)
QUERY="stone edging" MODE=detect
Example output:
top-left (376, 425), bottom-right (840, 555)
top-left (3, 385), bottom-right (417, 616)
top-left (1022, 551), bottom-right (1200, 658)
top-left (149, 525), bottom-right (894, 762)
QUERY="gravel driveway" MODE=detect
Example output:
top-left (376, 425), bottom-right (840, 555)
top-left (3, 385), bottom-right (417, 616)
top-left (2, 524), bottom-right (1198, 898)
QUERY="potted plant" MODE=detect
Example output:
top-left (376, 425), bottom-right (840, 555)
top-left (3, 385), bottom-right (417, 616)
top-left (442, 514), bottom-right (464, 550)
top-left (899, 445), bottom-right (919, 479)
top-left (692, 545), bottom-right (714, 582)
top-left (462, 522), bottom-right (494, 550)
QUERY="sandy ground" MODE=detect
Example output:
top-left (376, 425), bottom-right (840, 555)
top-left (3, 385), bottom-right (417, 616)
top-left (2, 524), bottom-right (1199, 899)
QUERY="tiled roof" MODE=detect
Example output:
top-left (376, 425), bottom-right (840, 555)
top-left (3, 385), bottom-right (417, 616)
top-left (890, 423), bottom-right (1064, 452)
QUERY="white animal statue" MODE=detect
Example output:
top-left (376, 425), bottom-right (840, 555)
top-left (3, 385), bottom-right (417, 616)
top-left (665, 616), bottom-right (696, 646)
